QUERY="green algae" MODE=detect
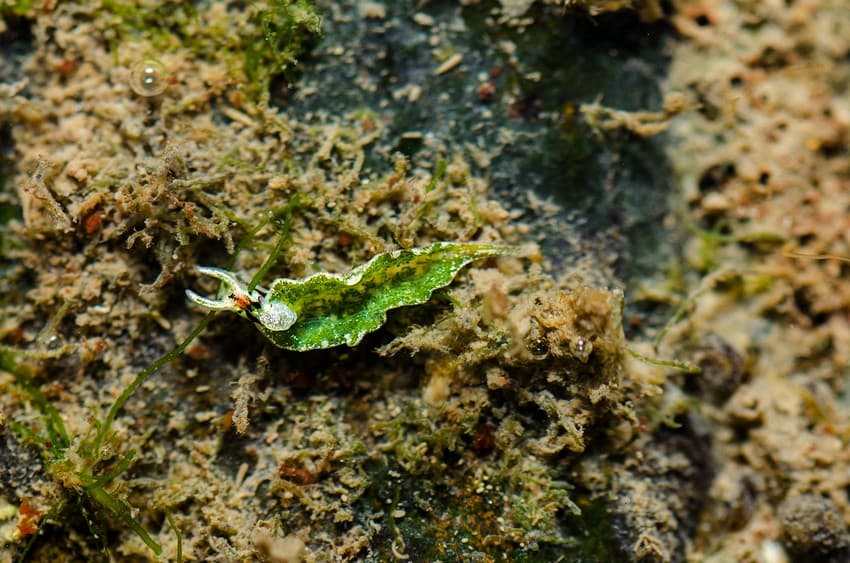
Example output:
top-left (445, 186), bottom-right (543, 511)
top-left (0, 200), bottom-right (289, 558)
top-left (354, 457), bottom-right (574, 561)
top-left (0, 1), bottom-right (33, 18)
top-left (98, 0), bottom-right (321, 103)
top-left (2, 343), bottom-right (165, 557)
top-left (244, 0), bottom-right (322, 103)
top-left (0, 1), bottom-right (698, 560)
top-left (289, 1), bottom-right (680, 289)
top-left (559, 496), bottom-right (629, 562)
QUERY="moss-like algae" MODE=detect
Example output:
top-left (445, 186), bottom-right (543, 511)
top-left (0, 1), bottom-right (706, 561)
top-left (98, 0), bottom-right (321, 104)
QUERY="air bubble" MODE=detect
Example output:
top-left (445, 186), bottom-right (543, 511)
top-left (129, 58), bottom-right (168, 97)
top-left (527, 337), bottom-right (549, 359)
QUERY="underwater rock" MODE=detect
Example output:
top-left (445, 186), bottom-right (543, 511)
top-left (778, 494), bottom-right (850, 563)
top-left (0, 428), bottom-right (44, 502)
top-left (686, 332), bottom-right (745, 406)
top-left (608, 424), bottom-right (713, 563)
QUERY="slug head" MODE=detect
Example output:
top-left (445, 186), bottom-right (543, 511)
top-left (186, 266), bottom-right (297, 332)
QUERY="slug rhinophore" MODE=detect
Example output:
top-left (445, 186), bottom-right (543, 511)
top-left (186, 241), bottom-right (519, 351)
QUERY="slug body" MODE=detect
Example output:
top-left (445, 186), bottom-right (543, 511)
top-left (186, 242), bottom-right (517, 351)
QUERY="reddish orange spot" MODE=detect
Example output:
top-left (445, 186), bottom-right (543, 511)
top-left (233, 294), bottom-right (252, 311)
top-left (279, 463), bottom-right (317, 485)
top-left (17, 499), bottom-right (40, 537)
top-left (337, 232), bottom-right (352, 248)
top-left (54, 58), bottom-right (78, 77)
top-left (227, 91), bottom-right (243, 107)
top-left (187, 343), bottom-right (212, 361)
top-left (476, 81), bottom-right (495, 102)
top-left (83, 211), bottom-right (101, 234)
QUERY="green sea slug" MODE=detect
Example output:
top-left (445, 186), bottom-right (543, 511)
top-left (186, 241), bottom-right (519, 351)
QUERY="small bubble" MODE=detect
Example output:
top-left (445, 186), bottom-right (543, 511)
top-left (527, 337), bottom-right (549, 358)
top-left (569, 336), bottom-right (593, 361)
top-left (129, 58), bottom-right (168, 97)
